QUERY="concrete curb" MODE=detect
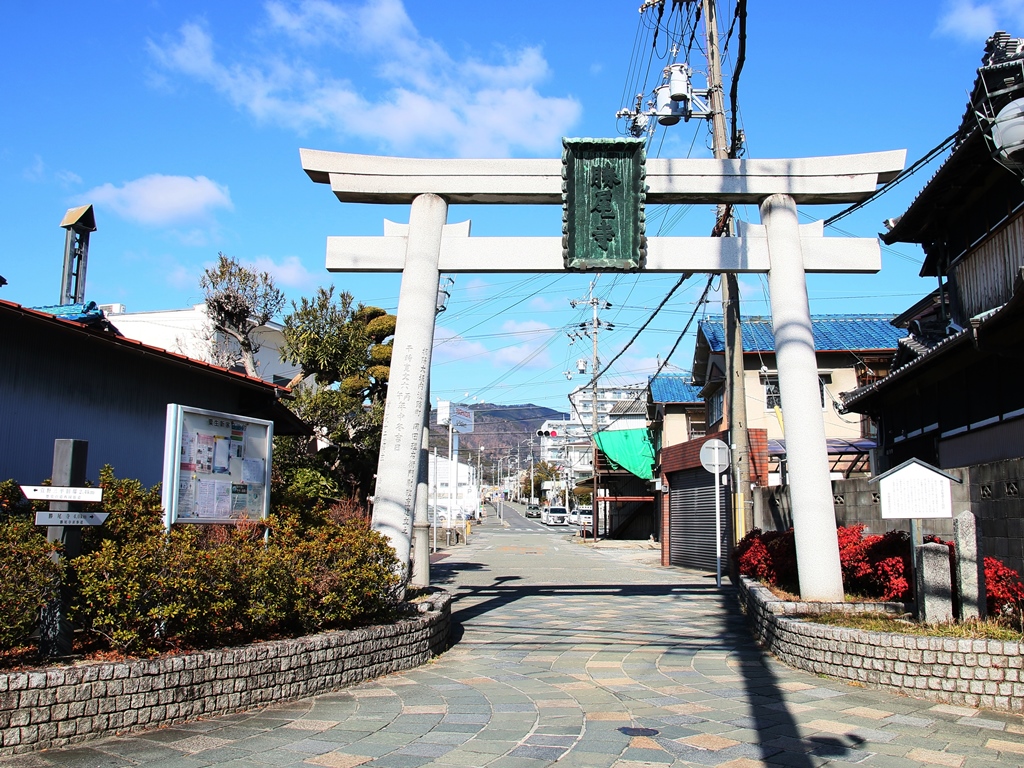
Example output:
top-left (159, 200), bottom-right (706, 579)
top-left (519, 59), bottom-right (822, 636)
top-left (738, 576), bottom-right (1024, 712)
top-left (0, 591), bottom-right (451, 756)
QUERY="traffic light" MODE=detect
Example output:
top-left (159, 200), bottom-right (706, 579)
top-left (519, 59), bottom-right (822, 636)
top-left (536, 429), bottom-right (558, 437)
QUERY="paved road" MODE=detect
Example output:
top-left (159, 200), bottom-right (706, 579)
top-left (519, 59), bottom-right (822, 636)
top-left (12, 514), bottom-right (1024, 768)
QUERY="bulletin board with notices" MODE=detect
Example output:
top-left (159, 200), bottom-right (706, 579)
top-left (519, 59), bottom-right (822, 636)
top-left (161, 404), bottom-right (273, 528)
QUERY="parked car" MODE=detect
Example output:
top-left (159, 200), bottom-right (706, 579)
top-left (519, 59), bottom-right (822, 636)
top-left (542, 506), bottom-right (568, 525)
top-left (575, 507), bottom-right (594, 534)
top-left (525, 504), bottom-right (541, 518)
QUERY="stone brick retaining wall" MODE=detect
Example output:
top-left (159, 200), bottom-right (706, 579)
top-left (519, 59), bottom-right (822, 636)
top-left (738, 577), bottom-right (1024, 712)
top-left (0, 591), bottom-right (450, 756)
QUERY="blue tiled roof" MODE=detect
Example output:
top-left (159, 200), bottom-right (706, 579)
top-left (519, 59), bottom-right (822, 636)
top-left (698, 315), bottom-right (906, 353)
top-left (31, 301), bottom-right (105, 325)
top-left (649, 374), bottom-right (703, 403)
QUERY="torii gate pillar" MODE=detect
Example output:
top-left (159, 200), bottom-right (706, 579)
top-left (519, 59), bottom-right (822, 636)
top-left (762, 194), bottom-right (844, 600)
top-left (371, 193), bottom-right (447, 573)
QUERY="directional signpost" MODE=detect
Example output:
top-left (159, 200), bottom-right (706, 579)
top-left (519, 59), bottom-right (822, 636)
top-left (22, 485), bottom-right (107, 526)
top-left (28, 439), bottom-right (107, 657)
top-left (700, 438), bottom-right (730, 587)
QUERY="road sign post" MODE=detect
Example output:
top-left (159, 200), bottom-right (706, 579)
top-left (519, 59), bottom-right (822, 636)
top-left (700, 438), bottom-right (730, 587)
top-left (36, 439), bottom-right (95, 657)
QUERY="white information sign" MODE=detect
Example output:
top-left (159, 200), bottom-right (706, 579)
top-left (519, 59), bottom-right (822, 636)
top-left (161, 405), bottom-right (273, 529)
top-left (877, 459), bottom-right (955, 520)
top-left (21, 486), bottom-right (103, 503)
top-left (438, 401), bottom-right (474, 433)
top-left (35, 511), bottom-right (109, 526)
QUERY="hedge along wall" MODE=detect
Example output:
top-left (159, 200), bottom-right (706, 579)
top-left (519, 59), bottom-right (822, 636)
top-left (0, 591), bottom-right (450, 756)
top-left (738, 577), bottom-right (1024, 713)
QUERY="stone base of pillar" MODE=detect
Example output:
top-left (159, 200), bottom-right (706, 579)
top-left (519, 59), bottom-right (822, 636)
top-left (411, 520), bottom-right (431, 588)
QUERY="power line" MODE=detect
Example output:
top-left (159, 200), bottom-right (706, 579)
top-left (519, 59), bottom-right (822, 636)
top-left (824, 131), bottom-right (957, 226)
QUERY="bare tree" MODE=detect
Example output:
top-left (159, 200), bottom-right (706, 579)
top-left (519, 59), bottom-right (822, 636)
top-left (200, 253), bottom-right (285, 378)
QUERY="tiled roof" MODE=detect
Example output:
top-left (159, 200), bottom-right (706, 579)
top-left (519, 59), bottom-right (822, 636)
top-left (609, 398), bottom-right (647, 416)
top-left (698, 315), bottom-right (906, 353)
top-left (649, 374), bottom-right (703, 403)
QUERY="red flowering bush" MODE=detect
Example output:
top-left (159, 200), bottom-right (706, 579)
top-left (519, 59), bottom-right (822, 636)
top-left (734, 529), bottom-right (771, 581)
top-left (985, 556), bottom-right (1024, 618)
top-left (737, 524), bottom-right (1024, 627)
top-left (733, 525), bottom-right (915, 601)
top-left (863, 530), bottom-right (913, 601)
top-left (837, 524), bottom-right (872, 589)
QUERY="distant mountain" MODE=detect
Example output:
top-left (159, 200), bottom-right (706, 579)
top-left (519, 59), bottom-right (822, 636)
top-left (427, 403), bottom-right (568, 478)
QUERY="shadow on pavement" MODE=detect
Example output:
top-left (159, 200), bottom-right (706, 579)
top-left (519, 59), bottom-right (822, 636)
top-left (442, 572), bottom-right (872, 766)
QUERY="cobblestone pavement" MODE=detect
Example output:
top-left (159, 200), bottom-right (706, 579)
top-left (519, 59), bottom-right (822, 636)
top-left (11, 505), bottom-right (1024, 767)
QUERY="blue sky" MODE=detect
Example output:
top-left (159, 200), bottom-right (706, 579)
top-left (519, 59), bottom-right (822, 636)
top-left (2, 1), bottom-right (1018, 411)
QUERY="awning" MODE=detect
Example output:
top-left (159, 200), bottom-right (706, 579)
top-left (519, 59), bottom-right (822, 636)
top-left (768, 437), bottom-right (876, 456)
top-left (594, 429), bottom-right (655, 481)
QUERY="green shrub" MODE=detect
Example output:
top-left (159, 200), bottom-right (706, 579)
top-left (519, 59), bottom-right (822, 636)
top-left (276, 516), bottom-right (402, 634)
top-left (69, 467), bottom-right (403, 655)
top-left (0, 512), bottom-right (60, 650)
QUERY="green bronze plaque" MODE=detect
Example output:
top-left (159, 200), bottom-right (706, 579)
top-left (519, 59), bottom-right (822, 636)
top-left (562, 137), bottom-right (646, 271)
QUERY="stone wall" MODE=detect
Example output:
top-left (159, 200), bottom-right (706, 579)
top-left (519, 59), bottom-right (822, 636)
top-left (0, 591), bottom-right (450, 756)
top-left (757, 477), bottom-right (959, 538)
top-left (738, 577), bottom-right (1024, 713)
top-left (969, 457), bottom-right (1024, 576)
top-left (756, 459), bottom-right (1024, 574)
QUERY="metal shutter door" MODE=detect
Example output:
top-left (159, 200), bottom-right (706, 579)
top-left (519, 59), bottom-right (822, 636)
top-left (668, 468), bottom-right (728, 572)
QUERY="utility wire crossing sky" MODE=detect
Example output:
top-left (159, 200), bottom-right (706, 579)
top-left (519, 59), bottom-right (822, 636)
top-left (1, 0), bottom-right (1016, 408)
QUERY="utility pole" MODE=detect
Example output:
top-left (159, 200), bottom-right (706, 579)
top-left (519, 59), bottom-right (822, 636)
top-left (529, 436), bottom-right (535, 504)
top-left (570, 281), bottom-right (610, 543)
top-left (703, 0), bottom-right (751, 545)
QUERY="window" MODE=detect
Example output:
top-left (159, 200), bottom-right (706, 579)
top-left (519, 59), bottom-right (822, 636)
top-left (762, 373), bottom-right (831, 410)
top-left (708, 388), bottom-right (724, 425)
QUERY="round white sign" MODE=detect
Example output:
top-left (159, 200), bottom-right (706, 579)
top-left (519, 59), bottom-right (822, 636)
top-left (699, 438), bottom-right (730, 474)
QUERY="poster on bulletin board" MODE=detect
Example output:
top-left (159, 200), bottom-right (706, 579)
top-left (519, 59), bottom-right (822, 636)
top-left (161, 404), bottom-right (273, 529)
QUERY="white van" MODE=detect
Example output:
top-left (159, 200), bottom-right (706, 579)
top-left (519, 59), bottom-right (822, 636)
top-left (541, 506), bottom-right (568, 525)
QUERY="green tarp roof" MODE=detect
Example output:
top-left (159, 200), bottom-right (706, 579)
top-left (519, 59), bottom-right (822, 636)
top-left (594, 429), bottom-right (654, 481)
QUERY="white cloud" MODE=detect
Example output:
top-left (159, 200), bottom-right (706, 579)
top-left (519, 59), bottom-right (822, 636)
top-left (85, 174), bottom-right (233, 226)
top-left (148, 1), bottom-right (581, 157)
top-left (490, 319), bottom-right (553, 369)
top-left (935, 1), bottom-right (1024, 41)
top-left (434, 318), bottom-right (553, 370)
top-left (22, 155), bottom-right (45, 182)
top-left (264, 0), bottom-right (352, 46)
top-left (736, 275), bottom-right (770, 313)
top-left (433, 326), bottom-right (489, 363)
top-left (492, 341), bottom-right (552, 369)
top-left (527, 296), bottom-right (559, 313)
top-left (56, 170), bottom-right (83, 187)
top-left (167, 262), bottom-right (197, 289)
top-left (248, 254), bottom-right (317, 289)
top-left (461, 278), bottom-right (492, 302)
top-left (174, 228), bottom-right (214, 248)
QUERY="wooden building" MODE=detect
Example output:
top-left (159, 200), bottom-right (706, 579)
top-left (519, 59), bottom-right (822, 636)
top-left (842, 32), bottom-right (1024, 471)
top-left (0, 300), bottom-right (309, 487)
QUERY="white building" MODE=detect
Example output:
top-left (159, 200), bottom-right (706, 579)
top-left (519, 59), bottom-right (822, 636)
top-left (101, 303), bottom-right (302, 386)
top-left (428, 454), bottom-right (479, 521)
top-left (569, 382), bottom-right (647, 430)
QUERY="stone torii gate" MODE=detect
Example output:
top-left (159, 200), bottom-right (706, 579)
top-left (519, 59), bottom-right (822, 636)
top-left (301, 144), bottom-right (905, 602)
